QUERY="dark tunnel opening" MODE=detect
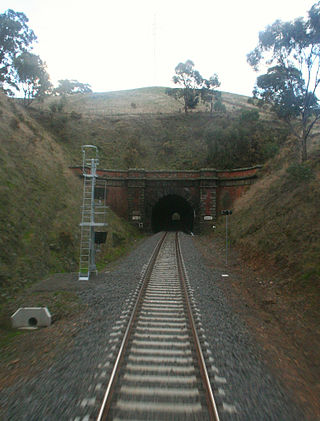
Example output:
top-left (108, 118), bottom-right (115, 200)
top-left (151, 194), bottom-right (194, 233)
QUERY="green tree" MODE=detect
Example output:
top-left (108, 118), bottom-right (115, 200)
top-left (0, 9), bottom-right (36, 93)
top-left (166, 60), bottom-right (204, 113)
top-left (54, 79), bottom-right (92, 95)
top-left (14, 52), bottom-right (52, 105)
top-left (201, 74), bottom-right (221, 114)
top-left (247, 2), bottom-right (320, 161)
top-left (205, 109), bottom-right (285, 168)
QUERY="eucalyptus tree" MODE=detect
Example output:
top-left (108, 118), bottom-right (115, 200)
top-left (0, 9), bottom-right (36, 94)
top-left (54, 79), bottom-right (92, 95)
top-left (14, 52), bottom-right (52, 105)
top-left (247, 1), bottom-right (320, 161)
top-left (201, 74), bottom-right (222, 114)
top-left (166, 60), bottom-right (204, 113)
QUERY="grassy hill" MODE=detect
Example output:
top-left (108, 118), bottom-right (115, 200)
top-left (0, 92), bottom-right (81, 293)
top-left (0, 91), bottom-right (141, 301)
top-left (231, 152), bottom-right (320, 294)
top-left (1, 86), bottom-right (319, 418)
top-left (39, 87), bottom-right (261, 116)
top-left (1, 85), bottom-right (319, 304)
top-left (29, 87), bottom-right (283, 171)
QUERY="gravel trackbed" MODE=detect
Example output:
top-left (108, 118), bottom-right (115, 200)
top-left (0, 232), bottom-right (303, 420)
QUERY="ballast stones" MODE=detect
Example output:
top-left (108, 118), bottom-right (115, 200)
top-left (11, 307), bottom-right (52, 328)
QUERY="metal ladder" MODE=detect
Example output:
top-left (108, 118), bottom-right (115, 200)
top-left (78, 145), bottom-right (107, 281)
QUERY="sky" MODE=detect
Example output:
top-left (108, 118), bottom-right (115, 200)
top-left (1, 0), bottom-right (317, 96)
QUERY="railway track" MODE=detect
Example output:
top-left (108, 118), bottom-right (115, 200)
top-left (97, 231), bottom-right (220, 421)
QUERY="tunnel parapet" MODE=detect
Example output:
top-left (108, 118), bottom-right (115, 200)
top-left (70, 166), bottom-right (261, 233)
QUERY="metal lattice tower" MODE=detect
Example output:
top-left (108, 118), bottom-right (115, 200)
top-left (78, 145), bottom-right (107, 281)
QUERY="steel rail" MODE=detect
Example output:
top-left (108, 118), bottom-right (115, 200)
top-left (175, 232), bottom-right (221, 421)
top-left (96, 232), bottom-right (167, 421)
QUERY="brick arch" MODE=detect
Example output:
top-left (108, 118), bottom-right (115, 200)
top-left (70, 166), bottom-right (261, 233)
top-left (144, 182), bottom-right (200, 231)
top-left (150, 194), bottom-right (195, 232)
top-left (145, 185), bottom-right (198, 213)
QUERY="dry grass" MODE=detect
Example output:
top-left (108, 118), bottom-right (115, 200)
top-left (0, 91), bottom-right (142, 303)
top-left (35, 86), bottom-right (269, 117)
top-left (0, 92), bottom-right (82, 297)
top-left (230, 152), bottom-right (320, 293)
top-left (2, 85), bottom-right (319, 304)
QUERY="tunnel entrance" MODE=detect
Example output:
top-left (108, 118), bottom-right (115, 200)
top-left (151, 194), bottom-right (194, 233)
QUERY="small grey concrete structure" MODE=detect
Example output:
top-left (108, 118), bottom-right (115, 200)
top-left (11, 307), bottom-right (52, 328)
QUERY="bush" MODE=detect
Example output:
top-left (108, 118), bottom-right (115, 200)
top-left (286, 163), bottom-right (314, 182)
top-left (49, 99), bottom-right (66, 113)
top-left (262, 142), bottom-right (279, 159)
top-left (49, 114), bottom-right (68, 139)
top-left (70, 111), bottom-right (82, 120)
top-left (9, 117), bottom-right (19, 130)
top-left (213, 99), bottom-right (226, 113)
top-left (239, 109), bottom-right (259, 123)
top-left (49, 102), bottom-right (58, 113)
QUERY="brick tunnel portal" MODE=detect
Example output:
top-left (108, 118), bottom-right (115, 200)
top-left (151, 194), bottom-right (194, 233)
top-left (70, 166), bottom-right (261, 233)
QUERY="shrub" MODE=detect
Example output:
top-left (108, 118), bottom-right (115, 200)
top-left (286, 163), bottom-right (314, 182)
top-left (9, 117), bottom-right (19, 130)
top-left (49, 98), bottom-right (66, 113)
top-left (213, 99), bottom-right (226, 113)
top-left (239, 109), bottom-right (259, 123)
top-left (262, 142), bottom-right (279, 159)
top-left (70, 111), bottom-right (82, 120)
top-left (57, 100), bottom-right (65, 112)
top-left (49, 115), bottom-right (68, 139)
top-left (49, 102), bottom-right (58, 113)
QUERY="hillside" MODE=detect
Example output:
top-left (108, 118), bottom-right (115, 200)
top-left (29, 87), bottom-right (284, 171)
top-left (0, 91), bottom-right (140, 301)
top-left (231, 156), bottom-right (320, 291)
top-left (1, 85), bottom-right (319, 300)
top-left (216, 149), bottom-right (320, 410)
top-left (4, 86), bottom-right (261, 299)
top-left (38, 87), bottom-right (260, 116)
top-left (0, 86), bottom-right (319, 419)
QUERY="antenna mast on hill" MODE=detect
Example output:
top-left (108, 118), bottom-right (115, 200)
top-left (78, 145), bottom-right (107, 281)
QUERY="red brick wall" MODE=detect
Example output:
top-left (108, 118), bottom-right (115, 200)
top-left (106, 186), bottom-right (128, 218)
top-left (216, 185), bottom-right (250, 215)
top-left (217, 167), bottom-right (259, 179)
top-left (70, 166), bottom-right (260, 230)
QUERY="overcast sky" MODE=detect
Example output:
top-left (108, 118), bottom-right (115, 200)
top-left (1, 0), bottom-right (317, 96)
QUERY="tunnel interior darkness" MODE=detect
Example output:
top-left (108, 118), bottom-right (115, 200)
top-left (151, 194), bottom-right (194, 233)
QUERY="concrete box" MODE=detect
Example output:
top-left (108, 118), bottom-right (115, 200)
top-left (11, 307), bottom-right (52, 328)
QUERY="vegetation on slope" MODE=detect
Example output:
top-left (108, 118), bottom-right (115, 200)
top-left (3, 85), bottom-right (274, 302)
top-left (0, 91), bottom-right (82, 297)
top-left (230, 147), bottom-right (320, 296)
top-left (0, 91), bottom-right (141, 301)
top-left (29, 87), bottom-right (283, 171)
top-left (1, 84), bottom-right (318, 307)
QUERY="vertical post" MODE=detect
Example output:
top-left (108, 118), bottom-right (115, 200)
top-left (89, 157), bottom-right (97, 275)
top-left (79, 145), bottom-right (104, 281)
top-left (104, 181), bottom-right (107, 222)
top-left (225, 213), bottom-right (228, 266)
top-left (221, 210), bottom-right (232, 267)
